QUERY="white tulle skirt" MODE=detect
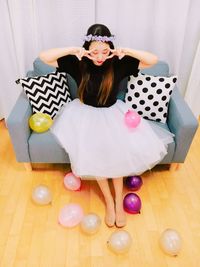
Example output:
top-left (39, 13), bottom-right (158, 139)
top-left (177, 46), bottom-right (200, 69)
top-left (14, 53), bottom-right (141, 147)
top-left (51, 99), bottom-right (174, 180)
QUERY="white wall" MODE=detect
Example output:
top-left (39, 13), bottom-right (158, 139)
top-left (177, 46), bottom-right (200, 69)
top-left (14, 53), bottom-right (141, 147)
top-left (0, 0), bottom-right (200, 119)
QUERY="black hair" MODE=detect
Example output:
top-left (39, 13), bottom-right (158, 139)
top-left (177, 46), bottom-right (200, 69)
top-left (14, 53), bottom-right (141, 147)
top-left (83, 24), bottom-right (114, 50)
top-left (79, 24), bottom-right (114, 105)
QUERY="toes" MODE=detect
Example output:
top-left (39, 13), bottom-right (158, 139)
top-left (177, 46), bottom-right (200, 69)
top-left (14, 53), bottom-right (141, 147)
top-left (105, 219), bottom-right (115, 227)
top-left (115, 219), bottom-right (126, 228)
top-left (105, 207), bottom-right (115, 227)
top-left (115, 209), bottom-right (126, 228)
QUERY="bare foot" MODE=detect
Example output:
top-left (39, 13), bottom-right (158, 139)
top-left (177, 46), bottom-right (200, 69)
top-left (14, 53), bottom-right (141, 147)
top-left (115, 198), bottom-right (126, 228)
top-left (105, 202), bottom-right (115, 227)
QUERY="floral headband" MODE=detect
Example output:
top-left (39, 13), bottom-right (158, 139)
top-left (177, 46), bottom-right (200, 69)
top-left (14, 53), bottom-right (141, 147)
top-left (83, 34), bottom-right (115, 43)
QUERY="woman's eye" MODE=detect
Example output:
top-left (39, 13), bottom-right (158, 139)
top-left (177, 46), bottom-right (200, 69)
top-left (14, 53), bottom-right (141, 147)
top-left (103, 50), bottom-right (108, 54)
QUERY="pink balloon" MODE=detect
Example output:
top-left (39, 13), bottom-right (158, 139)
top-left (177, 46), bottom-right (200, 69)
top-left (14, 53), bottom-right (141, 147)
top-left (124, 110), bottom-right (141, 128)
top-left (58, 204), bottom-right (84, 227)
top-left (63, 172), bottom-right (81, 191)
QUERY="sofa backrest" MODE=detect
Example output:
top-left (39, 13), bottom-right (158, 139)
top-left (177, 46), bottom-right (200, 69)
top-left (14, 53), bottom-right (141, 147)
top-left (28, 58), bottom-right (170, 100)
top-left (141, 61), bottom-right (169, 76)
top-left (33, 58), bottom-right (56, 75)
top-left (31, 57), bottom-right (170, 77)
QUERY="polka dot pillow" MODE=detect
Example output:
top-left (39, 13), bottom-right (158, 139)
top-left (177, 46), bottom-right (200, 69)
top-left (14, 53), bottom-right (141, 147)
top-left (125, 72), bottom-right (178, 123)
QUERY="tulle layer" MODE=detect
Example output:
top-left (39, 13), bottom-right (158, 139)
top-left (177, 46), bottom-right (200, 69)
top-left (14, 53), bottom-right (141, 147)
top-left (51, 99), bottom-right (174, 179)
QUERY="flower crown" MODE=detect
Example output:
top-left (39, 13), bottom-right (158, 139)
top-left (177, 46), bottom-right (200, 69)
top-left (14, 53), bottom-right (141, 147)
top-left (83, 34), bottom-right (115, 43)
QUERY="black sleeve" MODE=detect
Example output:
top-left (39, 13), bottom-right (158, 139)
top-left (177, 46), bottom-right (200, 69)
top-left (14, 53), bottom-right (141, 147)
top-left (57, 55), bottom-right (80, 82)
top-left (114, 56), bottom-right (140, 80)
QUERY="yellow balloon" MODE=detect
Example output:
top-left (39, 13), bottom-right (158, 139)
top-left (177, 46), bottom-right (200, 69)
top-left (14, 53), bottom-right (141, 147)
top-left (29, 113), bottom-right (53, 133)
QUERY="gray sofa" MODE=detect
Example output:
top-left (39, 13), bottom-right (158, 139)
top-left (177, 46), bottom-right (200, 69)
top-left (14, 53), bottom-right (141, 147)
top-left (7, 58), bottom-right (198, 171)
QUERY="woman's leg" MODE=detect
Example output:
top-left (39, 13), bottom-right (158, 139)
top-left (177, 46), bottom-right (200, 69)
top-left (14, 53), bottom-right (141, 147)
top-left (96, 179), bottom-right (115, 227)
top-left (112, 177), bottom-right (126, 227)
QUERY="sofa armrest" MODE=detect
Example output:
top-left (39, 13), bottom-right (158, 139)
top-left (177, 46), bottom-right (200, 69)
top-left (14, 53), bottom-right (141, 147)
top-left (167, 86), bottom-right (199, 162)
top-left (6, 92), bottom-right (32, 162)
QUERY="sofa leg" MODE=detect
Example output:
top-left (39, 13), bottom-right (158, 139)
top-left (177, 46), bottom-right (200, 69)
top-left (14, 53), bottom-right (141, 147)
top-left (24, 162), bottom-right (32, 171)
top-left (169, 163), bottom-right (180, 171)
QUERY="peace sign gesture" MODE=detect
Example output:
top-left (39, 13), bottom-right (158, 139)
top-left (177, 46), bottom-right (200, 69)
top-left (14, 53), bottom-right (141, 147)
top-left (106, 48), bottom-right (125, 60)
top-left (74, 47), bottom-right (96, 61)
top-left (83, 48), bottom-right (97, 61)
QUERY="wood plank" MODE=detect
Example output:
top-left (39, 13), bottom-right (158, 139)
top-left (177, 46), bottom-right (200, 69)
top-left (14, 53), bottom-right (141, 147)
top-left (1, 120), bottom-right (200, 267)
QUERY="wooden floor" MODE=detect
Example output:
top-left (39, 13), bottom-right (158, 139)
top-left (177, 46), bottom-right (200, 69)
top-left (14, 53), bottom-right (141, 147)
top-left (0, 119), bottom-right (200, 267)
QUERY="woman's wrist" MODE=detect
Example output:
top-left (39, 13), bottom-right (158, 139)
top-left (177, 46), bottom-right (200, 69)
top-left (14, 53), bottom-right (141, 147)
top-left (113, 48), bottom-right (132, 59)
top-left (120, 48), bottom-right (134, 57)
top-left (71, 47), bottom-right (86, 60)
top-left (119, 48), bottom-right (158, 65)
top-left (65, 47), bottom-right (81, 56)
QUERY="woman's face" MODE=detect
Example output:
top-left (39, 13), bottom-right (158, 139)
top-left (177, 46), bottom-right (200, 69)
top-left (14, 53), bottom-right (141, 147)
top-left (89, 41), bottom-right (110, 66)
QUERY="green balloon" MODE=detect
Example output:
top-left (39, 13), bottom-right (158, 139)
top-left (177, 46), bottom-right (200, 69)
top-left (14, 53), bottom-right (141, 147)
top-left (29, 113), bottom-right (53, 133)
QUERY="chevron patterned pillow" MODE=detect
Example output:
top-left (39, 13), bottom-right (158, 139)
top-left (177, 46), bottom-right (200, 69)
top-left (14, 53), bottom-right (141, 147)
top-left (16, 71), bottom-right (71, 119)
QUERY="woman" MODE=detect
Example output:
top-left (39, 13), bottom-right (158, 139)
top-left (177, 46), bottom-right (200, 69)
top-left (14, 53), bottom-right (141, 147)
top-left (39, 24), bottom-right (172, 227)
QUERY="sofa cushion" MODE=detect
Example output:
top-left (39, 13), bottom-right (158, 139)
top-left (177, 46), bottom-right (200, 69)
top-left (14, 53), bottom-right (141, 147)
top-left (125, 72), bottom-right (177, 123)
top-left (29, 131), bottom-right (70, 163)
top-left (16, 71), bottom-right (71, 119)
top-left (28, 118), bottom-right (174, 164)
top-left (33, 58), bottom-right (78, 99)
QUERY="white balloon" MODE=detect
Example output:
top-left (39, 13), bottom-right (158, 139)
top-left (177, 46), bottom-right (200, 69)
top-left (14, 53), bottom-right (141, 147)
top-left (159, 229), bottom-right (182, 256)
top-left (32, 185), bottom-right (52, 205)
top-left (107, 230), bottom-right (132, 254)
top-left (80, 213), bottom-right (101, 235)
top-left (63, 172), bottom-right (81, 191)
top-left (58, 204), bottom-right (84, 227)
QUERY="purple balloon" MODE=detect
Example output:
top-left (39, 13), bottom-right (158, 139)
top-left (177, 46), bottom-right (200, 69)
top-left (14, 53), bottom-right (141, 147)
top-left (125, 176), bottom-right (143, 191)
top-left (123, 193), bottom-right (142, 214)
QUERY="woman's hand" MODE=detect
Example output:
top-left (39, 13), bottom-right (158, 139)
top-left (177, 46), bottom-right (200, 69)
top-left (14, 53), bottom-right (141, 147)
top-left (106, 48), bottom-right (126, 60)
top-left (75, 47), bottom-right (126, 62)
top-left (74, 47), bottom-right (126, 61)
top-left (74, 47), bottom-right (96, 61)
top-left (73, 47), bottom-right (86, 60)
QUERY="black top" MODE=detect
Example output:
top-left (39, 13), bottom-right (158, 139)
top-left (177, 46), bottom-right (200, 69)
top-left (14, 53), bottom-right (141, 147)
top-left (57, 55), bottom-right (139, 107)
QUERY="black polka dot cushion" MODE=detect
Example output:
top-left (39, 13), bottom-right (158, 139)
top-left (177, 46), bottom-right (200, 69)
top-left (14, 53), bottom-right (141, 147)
top-left (125, 72), bottom-right (178, 123)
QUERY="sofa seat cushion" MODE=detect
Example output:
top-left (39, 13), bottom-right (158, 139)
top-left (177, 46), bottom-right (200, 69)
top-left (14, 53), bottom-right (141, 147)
top-left (28, 131), bottom-right (70, 163)
top-left (28, 119), bottom-right (174, 164)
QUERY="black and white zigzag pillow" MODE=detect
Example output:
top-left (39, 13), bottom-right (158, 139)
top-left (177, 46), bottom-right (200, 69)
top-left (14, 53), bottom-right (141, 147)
top-left (125, 72), bottom-right (177, 123)
top-left (16, 71), bottom-right (71, 119)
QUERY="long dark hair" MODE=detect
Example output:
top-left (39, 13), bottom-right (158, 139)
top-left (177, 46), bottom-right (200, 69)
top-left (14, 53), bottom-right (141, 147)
top-left (78, 24), bottom-right (115, 105)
